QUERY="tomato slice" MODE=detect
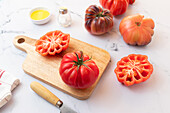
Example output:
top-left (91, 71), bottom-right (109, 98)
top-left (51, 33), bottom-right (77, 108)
top-left (35, 30), bottom-right (70, 56)
top-left (114, 54), bottom-right (153, 86)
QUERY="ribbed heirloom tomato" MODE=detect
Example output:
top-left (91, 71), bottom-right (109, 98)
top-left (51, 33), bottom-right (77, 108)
top-left (114, 54), bottom-right (153, 86)
top-left (99, 0), bottom-right (129, 16)
top-left (35, 30), bottom-right (70, 56)
top-left (119, 14), bottom-right (155, 46)
top-left (85, 5), bottom-right (114, 35)
top-left (59, 51), bottom-right (99, 89)
top-left (129, 0), bottom-right (135, 4)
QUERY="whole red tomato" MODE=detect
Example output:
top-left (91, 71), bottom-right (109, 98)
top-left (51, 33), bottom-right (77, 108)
top-left (99, 0), bottom-right (129, 16)
top-left (85, 5), bottom-right (114, 35)
top-left (119, 14), bottom-right (155, 46)
top-left (129, 0), bottom-right (135, 4)
top-left (59, 51), bottom-right (99, 89)
top-left (114, 54), bottom-right (153, 86)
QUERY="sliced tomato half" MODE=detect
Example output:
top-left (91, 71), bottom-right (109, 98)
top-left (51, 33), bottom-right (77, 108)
top-left (114, 54), bottom-right (153, 86)
top-left (35, 30), bottom-right (70, 56)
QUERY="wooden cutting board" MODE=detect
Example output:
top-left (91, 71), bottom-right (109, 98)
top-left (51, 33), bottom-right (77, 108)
top-left (13, 35), bottom-right (110, 100)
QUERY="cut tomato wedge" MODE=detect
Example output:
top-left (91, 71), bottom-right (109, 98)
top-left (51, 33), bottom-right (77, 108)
top-left (35, 30), bottom-right (70, 56)
top-left (114, 54), bottom-right (153, 86)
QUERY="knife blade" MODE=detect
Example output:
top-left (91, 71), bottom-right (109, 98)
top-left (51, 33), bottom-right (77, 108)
top-left (30, 81), bottom-right (77, 113)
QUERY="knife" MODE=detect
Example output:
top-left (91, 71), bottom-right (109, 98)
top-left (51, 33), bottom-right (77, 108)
top-left (30, 81), bottom-right (77, 113)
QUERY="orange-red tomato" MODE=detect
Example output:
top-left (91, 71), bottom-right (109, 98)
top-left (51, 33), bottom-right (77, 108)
top-left (114, 54), bottom-right (153, 86)
top-left (59, 51), bottom-right (99, 89)
top-left (119, 14), bottom-right (155, 46)
top-left (129, 0), bottom-right (135, 4)
top-left (85, 5), bottom-right (114, 35)
top-left (99, 0), bottom-right (129, 16)
top-left (35, 30), bottom-right (70, 56)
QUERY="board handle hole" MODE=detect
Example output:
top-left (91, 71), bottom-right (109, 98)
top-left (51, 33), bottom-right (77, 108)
top-left (18, 38), bottom-right (25, 44)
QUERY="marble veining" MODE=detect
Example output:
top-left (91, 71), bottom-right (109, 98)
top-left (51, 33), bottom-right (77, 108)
top-left (0, 0), bottom-right (170, 113)
top-left (0, 30), bottom-right (25, 35)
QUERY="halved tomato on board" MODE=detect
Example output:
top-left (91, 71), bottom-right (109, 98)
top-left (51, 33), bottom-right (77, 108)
top-left (114, 54), bottom-right (153, 86)
top-left (35, 30), bottom-right (70, 56)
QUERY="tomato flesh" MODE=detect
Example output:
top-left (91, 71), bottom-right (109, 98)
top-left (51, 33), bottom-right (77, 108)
top-left (35, 30), bottom-right (70, 56)
top-left (114, 54), bottom-right (153, 86)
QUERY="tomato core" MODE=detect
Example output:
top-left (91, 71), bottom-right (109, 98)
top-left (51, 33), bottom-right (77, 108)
top-left (135, 22), bottom-right (141, 26)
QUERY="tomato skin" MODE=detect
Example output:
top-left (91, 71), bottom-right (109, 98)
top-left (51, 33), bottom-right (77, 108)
top-left (119, 14), bottom-right (155, 46)
top-left (129, 0), bottom-right (135, 4)
top-left (59, 51), bottom-right (99, 89)
top-left (35, 30), bottom-right (70, 56)
top-left (99, 0), bottom-right (129, 16)
top-left (114, 54), bottom-right (153, 86)
top-left (85, 5), bottom-right (114, 35)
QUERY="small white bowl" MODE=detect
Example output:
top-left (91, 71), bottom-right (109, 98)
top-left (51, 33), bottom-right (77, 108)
top-left (30, 7), bottom-right (52, 25)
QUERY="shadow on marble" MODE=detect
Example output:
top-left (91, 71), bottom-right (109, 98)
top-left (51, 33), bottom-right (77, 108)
top-left (127, 69), bottom-right (160, 92)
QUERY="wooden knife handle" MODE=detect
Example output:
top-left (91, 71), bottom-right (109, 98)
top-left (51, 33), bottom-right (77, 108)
top-left (30, 81), bottom-right (62, 107)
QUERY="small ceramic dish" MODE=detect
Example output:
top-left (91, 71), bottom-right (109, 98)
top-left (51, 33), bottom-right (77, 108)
top-left (30, 7), bottom-right (52, 25)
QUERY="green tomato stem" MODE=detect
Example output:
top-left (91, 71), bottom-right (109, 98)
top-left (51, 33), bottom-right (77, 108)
top-left (73, 51), bottom-right (92, 71)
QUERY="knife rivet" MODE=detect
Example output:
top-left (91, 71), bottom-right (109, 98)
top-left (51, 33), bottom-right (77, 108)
top-left (56, 100), bottom-right (63, 108)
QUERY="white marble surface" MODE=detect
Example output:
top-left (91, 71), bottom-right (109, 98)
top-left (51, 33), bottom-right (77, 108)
top-left (0, 0), bottom-right (170, 113)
